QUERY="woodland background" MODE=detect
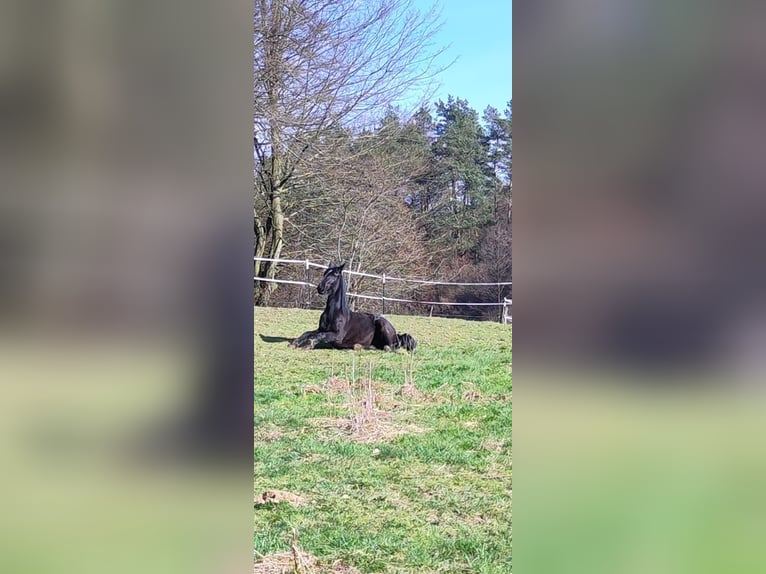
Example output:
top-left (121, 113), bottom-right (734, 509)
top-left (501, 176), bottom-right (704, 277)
top-left (254, 0), bottom-right (511, 319)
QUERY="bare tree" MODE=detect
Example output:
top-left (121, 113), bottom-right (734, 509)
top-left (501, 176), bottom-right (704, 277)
top-left (274, 116), bottom-right (432, 306)
top-left (253, 0), bottom-right (445, 303)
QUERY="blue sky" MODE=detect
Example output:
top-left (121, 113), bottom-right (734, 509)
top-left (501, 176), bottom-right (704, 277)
top-left (411, 0), bottom-right (512, 114)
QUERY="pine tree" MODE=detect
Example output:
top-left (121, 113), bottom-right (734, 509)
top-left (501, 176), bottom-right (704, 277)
top-left (426, 96), bottom-right (494, 258)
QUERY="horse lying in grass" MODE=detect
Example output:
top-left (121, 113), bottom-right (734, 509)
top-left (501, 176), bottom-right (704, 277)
top-left (290, 262), bottom-right (417, 352)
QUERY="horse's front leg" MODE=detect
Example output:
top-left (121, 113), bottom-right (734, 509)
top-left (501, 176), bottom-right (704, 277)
top-left (290, 329), bottom-right (319, 349)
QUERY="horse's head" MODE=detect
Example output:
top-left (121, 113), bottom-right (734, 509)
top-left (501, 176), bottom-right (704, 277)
top-left (317, 262), bottom-right (345, 295)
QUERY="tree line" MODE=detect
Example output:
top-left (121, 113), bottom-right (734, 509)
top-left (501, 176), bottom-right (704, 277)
top-left (254, 0), bottom-right (511, 319)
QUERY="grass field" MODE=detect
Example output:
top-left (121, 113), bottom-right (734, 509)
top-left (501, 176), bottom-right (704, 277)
top-left (254, 307), bottom-right (512, 573)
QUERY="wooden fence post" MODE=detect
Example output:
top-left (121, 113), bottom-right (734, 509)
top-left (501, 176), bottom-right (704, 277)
top-left (502, 298), bottom-right (512, 324)
top-left (304, 260), bottom-right (311, 308)
top-left (381, 274), bottom-right (386, 314)
top-left (501, 299), bottom-right (505, 323)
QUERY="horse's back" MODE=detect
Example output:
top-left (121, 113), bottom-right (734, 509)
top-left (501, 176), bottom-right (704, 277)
top-left (337, 311), bottom-right (376, 348)
top-left (331, 311), bottom-right (416, 352)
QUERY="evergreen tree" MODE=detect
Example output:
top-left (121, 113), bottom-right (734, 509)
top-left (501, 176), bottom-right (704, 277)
top-left (483, 100), bottom-right (512, 188)
top-left (427, 96), bottom-right (494, 257)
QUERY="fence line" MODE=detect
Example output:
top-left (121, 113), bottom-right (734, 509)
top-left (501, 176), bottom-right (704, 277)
top-left (254, 257), bottom-right (511, 287)
top-left (251, 276), bottom-right (312, 287)
top-left (253, 276), bottom-right (506, 307)
top-left (502, 297), bottom-right (513, 324)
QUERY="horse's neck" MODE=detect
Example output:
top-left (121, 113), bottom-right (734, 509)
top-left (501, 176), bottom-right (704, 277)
top-left (325, 278), bottom-right (349, 319)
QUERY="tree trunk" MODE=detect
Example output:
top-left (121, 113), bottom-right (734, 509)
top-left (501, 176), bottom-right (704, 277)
top-left (254, 207), bottom-right (266, 276)
top-left (254, 179), bottom-right (286, 305)
top-left (255, 2), bottom-right (286, 306)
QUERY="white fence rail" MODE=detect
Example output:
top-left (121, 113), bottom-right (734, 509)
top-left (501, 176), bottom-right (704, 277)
top-left (254, 257), bottom-right (512, 321)
top-left (254, 257), bottom-right (511, 287)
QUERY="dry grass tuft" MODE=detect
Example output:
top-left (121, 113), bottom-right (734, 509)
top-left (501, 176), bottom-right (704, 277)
top-left (254, 550), bottom-right (317, 574)
top-left (311, 414), bottom-right (426, 444)
top-left (254, 530), bottom-right (361, 574)
top-left (299, 357), bottom-right (431, 442)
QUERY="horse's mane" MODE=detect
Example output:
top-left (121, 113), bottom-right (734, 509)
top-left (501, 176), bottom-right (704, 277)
top-left (335, 271), bottom-right (350, 317)
top-left (324, 268), bottom-right (350, 320)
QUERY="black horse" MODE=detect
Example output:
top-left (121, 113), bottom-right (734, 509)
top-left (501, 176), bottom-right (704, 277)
top-left (290, 263), bottom-right (417, 352)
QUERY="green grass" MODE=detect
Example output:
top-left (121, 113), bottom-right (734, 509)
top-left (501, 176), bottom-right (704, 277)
top-left (254, 307), bottom-right (512, 573)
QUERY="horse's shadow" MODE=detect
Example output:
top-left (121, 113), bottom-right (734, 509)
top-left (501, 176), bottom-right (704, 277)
top-left (258, 334), bottom-right (294, 344)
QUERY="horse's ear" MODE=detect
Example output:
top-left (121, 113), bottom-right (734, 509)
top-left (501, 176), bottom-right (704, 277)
top-left (339, 261), bottom-right (346, 270)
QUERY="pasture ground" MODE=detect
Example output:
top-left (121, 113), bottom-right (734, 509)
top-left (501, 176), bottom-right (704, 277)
top-left (254, 306), bottom-right (512, 573)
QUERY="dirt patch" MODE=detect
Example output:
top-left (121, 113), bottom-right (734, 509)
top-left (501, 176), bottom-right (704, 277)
top-left (466, 513), bottom-right (489, 525)
top-left (426, 381), bottom-right (490, 404)
top-left (397, 382), bottom-right (422, 400)
top-left (255, 423), bottom-right (284, 443)
top-left (424, 510), bottom-right (490, 527)
top-left (485, 470), bottom-right (512, 481)
top-left (254, 551), bottom-right (360, 574)
top-left (254, 490), bottom-right (307, 507)
top-left (461, 382), bottom-right (484, 401)
top-left (302, 453), bottom-right (330, 464)
top-left (324, 376), bottom-right (350, 394)
top-left (481, 438), bottom-right (506, 452)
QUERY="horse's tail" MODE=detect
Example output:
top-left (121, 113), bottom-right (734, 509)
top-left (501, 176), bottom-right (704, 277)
top-left (397, 333), bottom-right (417, 352)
